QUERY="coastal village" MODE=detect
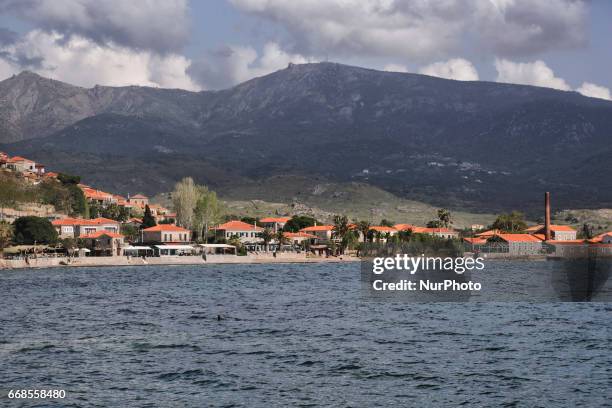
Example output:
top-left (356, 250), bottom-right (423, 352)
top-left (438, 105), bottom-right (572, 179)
top-left (1, 151), bottom-right (611, 267)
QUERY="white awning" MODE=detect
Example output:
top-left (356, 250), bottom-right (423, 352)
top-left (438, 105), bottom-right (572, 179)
top-left (80, 248), bottom-right (91, 252)
top-left (124, 246), bottom-right (153, 250)
top-left (198, 244), bottom-right (236, 248)
top-left (154, 245), bottom-right (196, 250)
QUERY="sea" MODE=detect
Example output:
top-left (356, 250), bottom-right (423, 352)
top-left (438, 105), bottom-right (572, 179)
top-left (0, 262), bottom-right (610, 407)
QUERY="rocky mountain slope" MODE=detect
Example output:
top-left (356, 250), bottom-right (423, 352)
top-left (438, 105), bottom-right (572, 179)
top-left (1, 63), bottom-right (611, 213)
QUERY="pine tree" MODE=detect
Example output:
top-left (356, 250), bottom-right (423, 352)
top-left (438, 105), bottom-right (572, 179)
top-left (141, 205), bottom-right (157, 229)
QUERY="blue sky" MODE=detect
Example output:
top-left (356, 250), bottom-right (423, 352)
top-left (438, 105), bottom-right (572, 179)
top-left (0, 0), bottom-right (609, 99)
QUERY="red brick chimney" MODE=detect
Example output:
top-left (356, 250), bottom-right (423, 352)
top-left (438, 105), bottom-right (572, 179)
top-left (544, 192), bottom-right (551, 241)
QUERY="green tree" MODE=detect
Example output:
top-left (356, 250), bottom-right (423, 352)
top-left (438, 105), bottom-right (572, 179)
top-left (172, 177), bottom-right (199, 229)
top-left (13, 216), bottom-right (58, 245)
top-left (193, 187), bottom-right (224, 243)
top-left (356, 220), bottom-right (371, 243)
top-left (121, 224), bottom-right (140, 243)
top-left (275, 230), bottom-right (288, 247)
top-left (380, 219), bottom-right (394, 227)
top-left (141, 205), bottom-right (157, 229)
top-left (258, 228), bottom-right (275, 251)
top-left (283, 215), bottom-right (318, 232)
top-left (437, 209), bottom-right (452, 228)
top-left (426, 220), bottom-right (441, 228)
top-left (0, 221), bottom-right (14, 253)
top-left (57, 173), bottom-right (81, 185)
top-left (491, 211), bottom-right (527, 233)
top-left (332, 215), bottom-right (351, 254)
top-left (580, 223), bottom-right (593, 239)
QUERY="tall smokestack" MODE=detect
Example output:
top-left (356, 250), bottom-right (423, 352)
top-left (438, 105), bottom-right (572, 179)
top-left (544, 192), bottom-right (551, 241)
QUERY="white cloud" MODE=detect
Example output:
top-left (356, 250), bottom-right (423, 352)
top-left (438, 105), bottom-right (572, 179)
top-left (576, 82), bottom-right (611, 101)
top-left (230, 0), bottom-right (587, 60)
top-left (1, 0), bottom-right (190, 53)
top-left (494, 59), bottom-right (570, 90)
top-left (188, 42), bottom-right (311, 89)
top-left (419, 58), bottom-right (479, 81)
top-left (383, 63), bottom-right (408, 73)
top-left (475, 0), bottom-right (586, 56)
top-left (0, 30), bottom-right (198, 90)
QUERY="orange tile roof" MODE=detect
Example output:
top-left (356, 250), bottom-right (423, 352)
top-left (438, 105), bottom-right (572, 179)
top-left (80, 231), bottom-right (124, 239)
top-left (526, 224), bottom-right (576, 232)
top-left (143, 224), bottom-right (190, 232)
top-left (463, 237), bottom-right (487, 244)
top-left (394, 224), bottom-right (417, 231)
top-left (127, 217), bottom-right (143, 223)
top-left (284, 232), bottom-right (317, 239)
top-left (216, 220), bottom-right (263, 231)
top-left (546, 240), bottom-right (587, 245)
top-left (370, 226), bottom-right (397, 232)
top-left (300, 225), bottom-right (334, 232)
top-left (7, 156), bottom-right (32, 163)
top-left (260, 217), bottom-right (291, 223)
top-left (588, 231), bottom-right (612, 243)
top-left (475, 229), bottom-right (501, 237)
top-left (493, 233), bottom-right (543, 243)
top-left (44, 172), bottom-right (59, 178)
top-left (52, 217), bottom-right (120, 226)
top-left (417, 227), bottom-right (457, 234)
top-left (91, 217), bottom-right (119, 225)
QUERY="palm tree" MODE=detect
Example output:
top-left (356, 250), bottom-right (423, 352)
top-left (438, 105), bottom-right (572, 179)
top-left (357, 220), bottom-right (371, 243)
top-left (275, 230), bottom-right (288, 250)
top-left (332, 215), bottom-right (350, 254)
top-left (437, 208), bottom-right (452, 228)
top-left (258, 228), bottom-right (274, 252)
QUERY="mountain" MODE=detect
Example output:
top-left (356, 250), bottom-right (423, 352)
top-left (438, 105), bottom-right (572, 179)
top-left (1, 63), bottom-right (612, 214)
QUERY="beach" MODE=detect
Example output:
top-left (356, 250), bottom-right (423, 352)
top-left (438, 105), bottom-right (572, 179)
top-left (0, 253), bottom-right (360, 269)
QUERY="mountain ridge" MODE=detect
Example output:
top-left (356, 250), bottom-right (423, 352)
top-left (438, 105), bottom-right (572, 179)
top-left (1, 62), bottom-right (611, 213)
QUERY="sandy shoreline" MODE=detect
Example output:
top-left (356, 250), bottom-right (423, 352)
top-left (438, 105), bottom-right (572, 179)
top-left (0, 254), bottom-right (361, 270)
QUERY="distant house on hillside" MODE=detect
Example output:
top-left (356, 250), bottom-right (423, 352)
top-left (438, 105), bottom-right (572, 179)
top-left (141, 224), bottom-right (191, 244)
top-left (128, 194), bottom-right (149, 206)
top-left (525, 225), bottom-right (577, 240)
top-left (6, 156), bottom-right (36, 173)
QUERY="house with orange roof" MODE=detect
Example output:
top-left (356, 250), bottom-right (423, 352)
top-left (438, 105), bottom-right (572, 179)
top-left (79, 231), bottom-right (125, 256)
top-left (300, 225), bottom-right (335, 242)
top-left (52, 217), bottom-right (121, 238)
top-left (525, 224), bottom-right (577, 241)
top-left (602, 233), bottom-right (612, 244)
top-left (81, 187), bottom-right (117, 206)
top-left (394, 224), bottom-right (417, 232)
top-left (142, 224), bottom-right (191, 244)
top-left (214, 220), bottom-right (264, 244)
top-left (128, 194), bottom-right (149, 206)
top-left (587, 231), bottom-right (612, 243)
top-left (284, 231), bottom-right (318, 245)
top-left (260, 216), bottom-right (291, 232)
top-left (486, 233), bottom-right (544, 255)
top-left (6, 156), bottom-right (37, 173)
top-left (367, 226), bottom-right (398, 242)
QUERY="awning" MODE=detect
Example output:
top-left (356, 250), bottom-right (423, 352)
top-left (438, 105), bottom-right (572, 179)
top-left (154, 245), bottom-right (196, 250)
top-left (80, 248), bottom-right (91, 253)
top-left (198, 244), bottom-right (236, 248)
top-left (124, 246), bottom-right (153, 250)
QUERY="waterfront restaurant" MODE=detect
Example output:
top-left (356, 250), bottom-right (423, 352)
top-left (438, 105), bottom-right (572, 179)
top-left (153, 245), bottom-right (197, 256)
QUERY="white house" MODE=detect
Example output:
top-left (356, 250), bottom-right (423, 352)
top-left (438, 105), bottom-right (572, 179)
top-left (214, 220), bottom-right (263, 244)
